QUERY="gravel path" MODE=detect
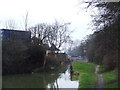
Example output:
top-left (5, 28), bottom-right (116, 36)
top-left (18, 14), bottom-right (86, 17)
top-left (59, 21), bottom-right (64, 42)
top-left (95, 65), bottom-right (104, 88)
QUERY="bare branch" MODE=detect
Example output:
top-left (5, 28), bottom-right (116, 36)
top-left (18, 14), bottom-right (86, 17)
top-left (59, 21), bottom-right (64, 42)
top-left (4, 19), bottom-right (17, 29)
top-left (25, 11), bottom-right (29, 31)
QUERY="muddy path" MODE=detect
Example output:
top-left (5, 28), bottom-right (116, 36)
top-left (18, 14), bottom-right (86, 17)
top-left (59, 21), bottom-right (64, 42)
top-left (95, 65), bottom-right (104, 88)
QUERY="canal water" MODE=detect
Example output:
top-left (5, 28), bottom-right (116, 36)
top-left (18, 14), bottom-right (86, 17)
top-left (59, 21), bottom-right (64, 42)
top-left (2, 65), bottom-right (79, 89)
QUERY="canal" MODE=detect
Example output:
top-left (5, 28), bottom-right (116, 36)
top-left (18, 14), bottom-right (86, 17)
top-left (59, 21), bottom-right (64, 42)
top-left (2, 65), bottom-right (79, 89)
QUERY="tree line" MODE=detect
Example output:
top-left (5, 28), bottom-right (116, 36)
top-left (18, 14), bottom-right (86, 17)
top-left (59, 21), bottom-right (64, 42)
top-left (68, 1), bottom-right (119, 82)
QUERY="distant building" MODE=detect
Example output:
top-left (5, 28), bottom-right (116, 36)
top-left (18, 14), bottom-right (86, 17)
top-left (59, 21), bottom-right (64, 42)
top-left (50, 43), bottom-right (60, 52)
top-left (70, 56), bottom-right (81, 61)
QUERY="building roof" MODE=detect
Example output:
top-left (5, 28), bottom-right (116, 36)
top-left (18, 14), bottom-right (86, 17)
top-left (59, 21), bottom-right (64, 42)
top-left (0, 29), bottom-right (31, 42)
top-left (50, 43), bottom-right (60, 51)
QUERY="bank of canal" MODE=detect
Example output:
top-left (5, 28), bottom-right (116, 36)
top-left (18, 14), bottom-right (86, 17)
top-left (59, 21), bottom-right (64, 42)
top-left (2, 65), bottom-right (79, 89)
top-left (71, 62), bottom-right (97, 88)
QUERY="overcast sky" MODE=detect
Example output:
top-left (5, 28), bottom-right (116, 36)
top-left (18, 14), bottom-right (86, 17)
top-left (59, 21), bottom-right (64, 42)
top-left (0, 0), bottom-right (95, 41)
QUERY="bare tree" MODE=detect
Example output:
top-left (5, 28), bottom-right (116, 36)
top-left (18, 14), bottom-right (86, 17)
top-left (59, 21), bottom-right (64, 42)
top-left (28, 21), bottom-right (72, 49)
top-left (47, 21), bottom-right (71, 48)
top-left (4, 19), bottom-right (17, 29)
top-left (24, 11), bottom-right (29, 31)
top-left (28, 23), bottom-right (52, 45)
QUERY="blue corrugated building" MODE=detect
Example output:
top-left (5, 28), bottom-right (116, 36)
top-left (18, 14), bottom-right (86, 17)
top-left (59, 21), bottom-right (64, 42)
top-left (1, 29), bottom-right (31, 75)
top-left (0, 29), bottom-right (31, 43)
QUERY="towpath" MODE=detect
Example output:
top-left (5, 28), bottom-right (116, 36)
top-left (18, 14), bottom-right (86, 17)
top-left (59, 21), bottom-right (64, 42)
top-left (95, 65), bottom-right (104, 88)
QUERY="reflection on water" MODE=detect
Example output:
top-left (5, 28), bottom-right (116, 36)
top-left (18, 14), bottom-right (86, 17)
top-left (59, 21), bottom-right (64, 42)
top-left (3, 65), bottom-right (79, 89)
top-left (48, 66), bottom-right (79, 89)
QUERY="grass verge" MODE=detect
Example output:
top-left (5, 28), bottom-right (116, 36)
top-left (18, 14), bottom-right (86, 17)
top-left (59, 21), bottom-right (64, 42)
top-left (72, 62), bottom-right (97, 88)
top-left (99, 66), bottom-right (119, 88)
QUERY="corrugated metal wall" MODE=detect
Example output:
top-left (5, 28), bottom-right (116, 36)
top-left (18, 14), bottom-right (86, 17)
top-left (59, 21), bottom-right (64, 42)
top-left (1, 29), bottom-right (31, 43)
